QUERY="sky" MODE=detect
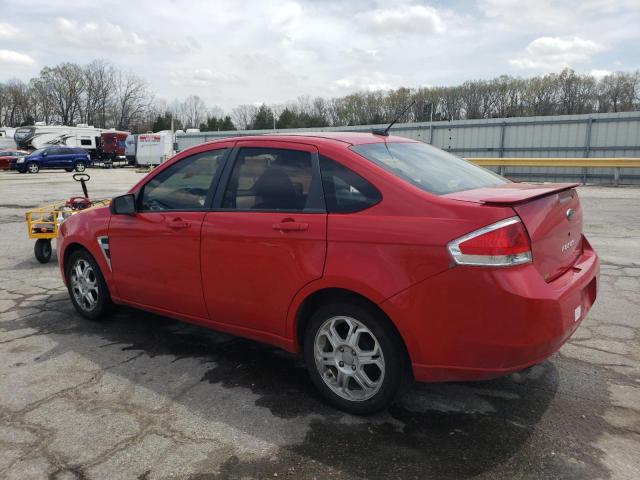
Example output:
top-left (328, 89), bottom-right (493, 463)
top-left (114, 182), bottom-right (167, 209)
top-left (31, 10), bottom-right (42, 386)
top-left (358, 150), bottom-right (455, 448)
top-left (1, 0), bottom-right (639, 111)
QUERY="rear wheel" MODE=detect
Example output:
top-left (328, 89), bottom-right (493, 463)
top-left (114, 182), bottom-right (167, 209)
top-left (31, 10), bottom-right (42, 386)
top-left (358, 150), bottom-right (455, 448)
top-left (34, 239), bottom-right (52, 263)
top-left (27, 162), bottom-right (39, 174)
top-left (74, 161), bottom-right (86, 172)
top-left (65, 250), bottom-right (111, 321)
top-left (303, 302), bottom-right (408, 415)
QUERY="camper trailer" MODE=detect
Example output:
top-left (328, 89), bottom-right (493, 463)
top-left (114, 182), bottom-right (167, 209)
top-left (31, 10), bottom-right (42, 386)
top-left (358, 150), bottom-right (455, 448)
top-left (135, 131), bottom-right (174, 166)
top-left (14, 124), bottom-right (104, 156)
top-left (95, 131), bottom-right (129, 164)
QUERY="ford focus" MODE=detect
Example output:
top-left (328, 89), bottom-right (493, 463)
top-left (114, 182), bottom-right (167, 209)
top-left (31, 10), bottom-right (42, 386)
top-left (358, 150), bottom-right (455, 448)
top-left (57, 133), bottom-right (599, 414)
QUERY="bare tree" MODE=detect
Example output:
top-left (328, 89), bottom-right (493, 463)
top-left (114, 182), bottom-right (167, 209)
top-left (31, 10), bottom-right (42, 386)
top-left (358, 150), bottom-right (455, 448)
top-left (180, 95), bottom-right (207, 128)
top-left (113, 72), bottom-right (151, 130)
top-left (230, 104), bottom-right (258, 130)
top-left (40, 63), bottom-right (85, 125)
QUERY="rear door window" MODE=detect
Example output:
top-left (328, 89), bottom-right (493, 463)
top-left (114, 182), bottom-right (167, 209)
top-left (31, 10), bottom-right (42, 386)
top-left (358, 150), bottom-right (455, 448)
top-left (139, 149), bottom-right (227, 211)
top-left (319, 156), bottom-right (381, 213)
top-left (222, 147), bottom-right (322, 211)
top-left (351, 142), bottom-right (508, 195)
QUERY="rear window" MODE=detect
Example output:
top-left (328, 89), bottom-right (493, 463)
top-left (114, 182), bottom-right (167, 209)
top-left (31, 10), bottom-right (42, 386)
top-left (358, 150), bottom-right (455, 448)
top-left (351, 142), bottom-right (508, 195)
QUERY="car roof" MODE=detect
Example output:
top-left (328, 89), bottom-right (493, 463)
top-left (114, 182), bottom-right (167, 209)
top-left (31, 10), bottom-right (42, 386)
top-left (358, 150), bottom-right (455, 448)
top-left (207, 131), bottom-right (418, 147)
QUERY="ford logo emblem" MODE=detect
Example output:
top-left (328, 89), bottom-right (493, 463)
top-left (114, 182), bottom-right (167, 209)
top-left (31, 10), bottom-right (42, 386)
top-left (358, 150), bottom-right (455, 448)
top-left (566, 208), bottom-right (575, 220)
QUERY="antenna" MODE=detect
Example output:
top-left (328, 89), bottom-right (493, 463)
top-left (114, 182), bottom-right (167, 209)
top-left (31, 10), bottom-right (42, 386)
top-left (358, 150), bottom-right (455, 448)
top-left (372, 100), bottom-right (416, 137)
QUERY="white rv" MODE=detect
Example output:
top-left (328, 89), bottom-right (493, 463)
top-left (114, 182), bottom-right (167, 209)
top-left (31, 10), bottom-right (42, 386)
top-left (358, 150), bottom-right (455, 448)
top-left (135, 131), bottom-right (175, 166)
top-left (0, 127), bottom-right (16, 138)
top-left (14, 124), bottom-right (104, 155)
top-left (0, 128), bottom-right (16, 149)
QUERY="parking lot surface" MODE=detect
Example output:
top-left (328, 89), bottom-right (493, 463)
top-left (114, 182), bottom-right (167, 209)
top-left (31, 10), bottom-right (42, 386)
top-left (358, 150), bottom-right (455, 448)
top-left (1, 169), bottom-right (639, 479)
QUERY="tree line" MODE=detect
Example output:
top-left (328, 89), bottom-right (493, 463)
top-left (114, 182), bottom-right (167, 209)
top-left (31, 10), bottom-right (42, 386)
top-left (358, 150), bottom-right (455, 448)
top-left (1, 61), bottom-right (638, 133)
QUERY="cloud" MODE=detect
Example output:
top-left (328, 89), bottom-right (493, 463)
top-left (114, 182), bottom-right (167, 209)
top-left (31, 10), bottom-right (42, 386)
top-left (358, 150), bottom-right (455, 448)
top-left (590, 69), bottom-right (611, 79)
top-left (53, 17), bottom-right (147, 52)
top-left (0, 49), bottom-right (35, 66)
top-left (333, 72), bottom-right (402, 92)
top-left (169, 69), bottom-right (239, 88)
top-left (0, 23), bottom-right (20, 38)
top-left (479, 0), bottom-right (572, 27)
top-left (357, 5), bottom-right (445, 35)
top-left (510, 36), bottom-right (607, 69)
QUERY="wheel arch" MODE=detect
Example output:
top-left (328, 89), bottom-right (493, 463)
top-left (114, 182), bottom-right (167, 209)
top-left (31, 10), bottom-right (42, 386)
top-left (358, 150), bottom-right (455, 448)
top-left (293, 287), bottom-right (412, 377)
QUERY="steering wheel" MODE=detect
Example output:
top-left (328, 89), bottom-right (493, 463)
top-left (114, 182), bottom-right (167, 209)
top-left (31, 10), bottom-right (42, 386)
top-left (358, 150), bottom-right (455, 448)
top-left (73, 173), bottom-right (90, 182)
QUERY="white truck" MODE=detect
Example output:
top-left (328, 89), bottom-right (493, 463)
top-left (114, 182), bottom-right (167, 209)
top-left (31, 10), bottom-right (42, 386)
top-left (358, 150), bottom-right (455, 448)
top-left (135, 131), bottom-right (175, 166)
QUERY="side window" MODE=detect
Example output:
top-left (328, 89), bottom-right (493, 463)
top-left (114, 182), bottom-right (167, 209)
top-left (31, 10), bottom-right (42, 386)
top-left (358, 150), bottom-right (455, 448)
top-left (222, 148), bottom-right (319, 211)
top-left (320, 155), bottom-right (381, 213)
top-left (139, 149), bottom-right (227, 211)
top-left (80, 138), bottom-right (92, 146)
top-left (48, 148), bottom-right (62, 155)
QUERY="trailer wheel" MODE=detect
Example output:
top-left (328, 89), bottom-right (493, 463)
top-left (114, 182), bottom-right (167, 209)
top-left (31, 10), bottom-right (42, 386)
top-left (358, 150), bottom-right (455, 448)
top-left (34, 239), bottom-right (52, 264)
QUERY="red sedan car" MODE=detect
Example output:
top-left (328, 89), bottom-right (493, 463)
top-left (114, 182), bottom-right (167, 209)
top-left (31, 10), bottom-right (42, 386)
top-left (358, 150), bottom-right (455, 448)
top-left (0, 149), bottom-right (28, 170)
top-left (57, 133), bottom-right (599, 414)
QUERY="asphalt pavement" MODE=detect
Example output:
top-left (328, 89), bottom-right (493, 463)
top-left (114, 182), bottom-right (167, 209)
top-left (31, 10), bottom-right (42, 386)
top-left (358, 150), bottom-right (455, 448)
top-left (0, 169), bottom-right (638, 479)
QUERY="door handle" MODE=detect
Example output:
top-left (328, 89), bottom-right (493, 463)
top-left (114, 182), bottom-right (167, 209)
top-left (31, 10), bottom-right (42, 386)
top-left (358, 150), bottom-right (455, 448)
top-left (167, 218), bottom-right (191, 230)
top-left (272, 222), bottom-right (309, 232)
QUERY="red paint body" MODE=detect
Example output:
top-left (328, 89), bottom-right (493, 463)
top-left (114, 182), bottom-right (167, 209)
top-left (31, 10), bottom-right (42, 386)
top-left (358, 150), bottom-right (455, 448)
top-left (0, 149), bottom-right (28, 170)
top-left (99, 131), bottom-right (129, 159)
top-left (57, 133), bottom-right (599, 382)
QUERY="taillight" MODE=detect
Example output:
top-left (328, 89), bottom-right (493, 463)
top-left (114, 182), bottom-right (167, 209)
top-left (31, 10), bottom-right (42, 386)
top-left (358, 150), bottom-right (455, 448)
top-left (447, 217), bottom-right (532, 267)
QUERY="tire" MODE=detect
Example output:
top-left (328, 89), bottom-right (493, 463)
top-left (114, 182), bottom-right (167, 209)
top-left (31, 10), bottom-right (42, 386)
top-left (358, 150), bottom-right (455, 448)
top-left (65, 249), bottom-right (111, 321)
top-left (34, 239), bottom-right (52, 263)
top-left (27, 161), bottom-right (39, 174)
top-left (65, 168), bottom-right (73, 172)
top-left (303, 302), bottom-right (409, 415)
top-left (74, 161), bottom-right (86, 172)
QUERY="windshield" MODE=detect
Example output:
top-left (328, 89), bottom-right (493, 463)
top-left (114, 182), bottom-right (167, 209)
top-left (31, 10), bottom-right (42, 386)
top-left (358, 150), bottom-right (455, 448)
top-left (31, 148), bottom-right (49, 156)
top-left (351, 142), bottom-right (508, 195)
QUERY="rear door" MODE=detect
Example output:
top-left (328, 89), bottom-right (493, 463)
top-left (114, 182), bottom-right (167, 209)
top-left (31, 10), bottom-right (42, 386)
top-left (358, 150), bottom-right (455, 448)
top-left (201, 141), bottom-right (327, 336)
top-left (109, 147), bottom-right (229, 318)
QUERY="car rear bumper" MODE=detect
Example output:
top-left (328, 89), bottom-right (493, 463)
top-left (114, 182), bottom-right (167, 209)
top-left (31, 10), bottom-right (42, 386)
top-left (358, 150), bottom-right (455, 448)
top-left (381, 235), bottom-right (599, 382)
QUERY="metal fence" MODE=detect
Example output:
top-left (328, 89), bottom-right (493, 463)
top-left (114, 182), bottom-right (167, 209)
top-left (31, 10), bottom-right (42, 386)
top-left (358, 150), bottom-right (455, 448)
top-left (176, 111), bottom-right (640, 185)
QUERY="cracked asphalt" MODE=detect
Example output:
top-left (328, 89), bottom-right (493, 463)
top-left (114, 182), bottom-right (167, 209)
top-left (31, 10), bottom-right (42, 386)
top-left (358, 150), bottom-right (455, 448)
top-left (1, 169), bottom-right (639, 479)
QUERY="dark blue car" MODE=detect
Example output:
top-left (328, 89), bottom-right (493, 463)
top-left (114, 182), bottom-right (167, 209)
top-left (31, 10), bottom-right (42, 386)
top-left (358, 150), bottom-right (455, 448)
top-left (15, 146), bottom-right (91, 174)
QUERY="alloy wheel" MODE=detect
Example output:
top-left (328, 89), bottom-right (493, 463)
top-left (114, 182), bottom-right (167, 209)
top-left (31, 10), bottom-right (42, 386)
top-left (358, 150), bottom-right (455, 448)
top-left (70, 259), bottom-right (99, 312)
top-left (314, 316), bottom-right (385, 401)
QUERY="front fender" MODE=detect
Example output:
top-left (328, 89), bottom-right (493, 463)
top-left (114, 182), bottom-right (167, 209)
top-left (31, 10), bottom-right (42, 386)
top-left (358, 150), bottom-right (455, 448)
top-left (57, 206), bottom-right (114, 295)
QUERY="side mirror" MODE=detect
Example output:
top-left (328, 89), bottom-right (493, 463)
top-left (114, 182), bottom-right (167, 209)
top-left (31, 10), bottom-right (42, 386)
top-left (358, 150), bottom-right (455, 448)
top-left (42, 151), bottom-right (48, 156)
top-left (111, 193), bottom-right (136, 215)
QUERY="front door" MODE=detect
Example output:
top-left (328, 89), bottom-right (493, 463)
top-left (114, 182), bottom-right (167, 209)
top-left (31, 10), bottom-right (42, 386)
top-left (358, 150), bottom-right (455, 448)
top-left (109, 148), bottom-right (229, 318)
top-left (201, 141), bottom-right (327, 336)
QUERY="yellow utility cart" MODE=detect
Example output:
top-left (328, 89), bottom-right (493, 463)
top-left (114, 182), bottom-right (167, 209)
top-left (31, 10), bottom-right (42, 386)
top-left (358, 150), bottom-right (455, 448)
top-left (25, 173), bottom-right (108, 263)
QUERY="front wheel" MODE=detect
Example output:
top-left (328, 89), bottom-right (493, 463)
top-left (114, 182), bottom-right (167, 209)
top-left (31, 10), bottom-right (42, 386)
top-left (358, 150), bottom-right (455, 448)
top-left (27, 162), bottom-right (39, 174)
top-left (74, 161), bottom-right (86, 172)
top-left (65, 250), bottom-right (111, 321)
top-left (34, 239), bottom-right (52, 263)
top-left (303, 302), bottom-right (408, 415)
top-left (65, 168), bottom-right (73, 172)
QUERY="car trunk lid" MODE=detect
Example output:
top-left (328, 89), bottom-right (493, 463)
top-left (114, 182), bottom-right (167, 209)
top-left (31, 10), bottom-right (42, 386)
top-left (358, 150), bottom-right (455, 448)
top-left (444, 183), bottom-right (583, 282)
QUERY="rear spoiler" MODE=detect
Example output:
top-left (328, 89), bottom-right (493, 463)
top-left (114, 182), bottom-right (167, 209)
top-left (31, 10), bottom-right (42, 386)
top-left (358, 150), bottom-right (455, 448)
top-left (442, 183), bottom-right (580, 205)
